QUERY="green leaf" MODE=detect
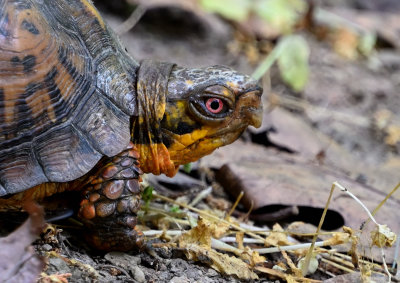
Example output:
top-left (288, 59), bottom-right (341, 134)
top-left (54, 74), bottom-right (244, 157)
top-left (183, 163), bottom-right (192, 174)
top-left (200, 0), bottom-right (251, 22)
top-left (277, 35), bottom-right (310, 91)
top-left (142, 186), bottom-right (154, 211)
top-left (254, 0), bottom-right (307, 33)
top-left (170, 204), bottom-right (182, 213)
top-left (358, 32), bottom-right (376, 56)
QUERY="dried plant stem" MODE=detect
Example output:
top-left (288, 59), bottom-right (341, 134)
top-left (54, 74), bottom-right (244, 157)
top-left (363, 182), bottom-right (400, 230)
top-left (211, 238), bottom-right (242, 256)
top-left (334, 182), bottom-right (377, 225)
top-left (115, 5), bottom-right (146, 35)
top-left (227, 191), bottom-right (243, 219)
top-left (142, 230), bottom-right (250, 256)
top-left (219, 237), bottom-right (264, 244)
top-left (143, 230), bottom-right (182, 237)
top-left (255, 241), bottom-right (327, 254)
top-left (301, 183), bottom-right (336, 276)
top-left (334, 182), bottom-right (392, 282)
top-left (251, 40), bottom-right (285, 80)
top-left (153, 192), bottom-right (265, 242)
top-left (320, 253), bottom-right (355, 269)
top-left (320, 258), bottom-right (354, 274)
top-left (189, 186), bottom-right (213, 207)
top-left (323, 251), bottom-right (383, 270)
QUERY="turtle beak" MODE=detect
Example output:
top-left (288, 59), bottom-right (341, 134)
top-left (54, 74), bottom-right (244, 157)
top-left (239, 86), bottom-right (263, 128)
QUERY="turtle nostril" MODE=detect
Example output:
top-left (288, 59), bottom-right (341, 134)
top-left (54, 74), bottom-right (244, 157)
top-left (239, 90), bottom-right (263, 128)
top-left (247, 107), bottom-right (263, 128)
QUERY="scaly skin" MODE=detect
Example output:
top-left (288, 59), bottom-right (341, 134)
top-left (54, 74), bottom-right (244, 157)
top-left (0, 61), bottom-right (263, 251)
top-left (0, 63), bottom-right (263, 251)
top-left (0, 2), bottom-right (263, 251)
top-left (78, 142), bottom-right (144, 251)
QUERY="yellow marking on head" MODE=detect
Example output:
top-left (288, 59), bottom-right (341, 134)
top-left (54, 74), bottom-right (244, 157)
top-left (185, 80), bottom-right (194, 85)
top-left (81, 0), bottom-right (105, 28)
top-left (227, 81), bottom-right (238, 90)
top-left (168, 128), bottom-right (210, 150)
top-left (166, 126), bottom-right (227, 165)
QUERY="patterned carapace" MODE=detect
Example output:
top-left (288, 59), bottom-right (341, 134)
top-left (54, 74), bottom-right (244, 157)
top-left (0, 0), bottom-right (263, 251)
top-left (0, 0), bottom-right (138, 195)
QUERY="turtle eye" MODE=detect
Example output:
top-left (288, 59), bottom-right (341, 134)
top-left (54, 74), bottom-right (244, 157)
top-left (188, 92), bottom-right (232, 122)
top-left (205, 98), bottom-right (224, 114)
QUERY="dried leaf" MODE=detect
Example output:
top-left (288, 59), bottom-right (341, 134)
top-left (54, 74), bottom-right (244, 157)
top-left (371, 224), bottom-right (397, 248)
top-left (332, 27), bottom-right (359, 59)
top-left (182, 243), bottom-right (258, 280)
top-left (239, 247), bottom-right (266, 267)
top-left (385, 124), bottom-right (400, 146)
top-left (322, 232), bottom-right (351, 246)
top-left (179, 217), bottom-right (212, 247)
top-left (255, 266), bottom-right (294, 281)
top-left (38, 273), bottom-right (72, 283)
top-left (206, 140), bottom-right (400, 262)
top-left (0, 201), bottom-right (45, 282)
top-left (177, 217), bottom-right (259, 279)
top-left (265, 223), bottom-right (293, 247)
top-left (236, 232), bottom-right (244, 250)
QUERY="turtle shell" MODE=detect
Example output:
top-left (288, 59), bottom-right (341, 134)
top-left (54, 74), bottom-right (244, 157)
top-left (0, 0), bottom-right (139, 195)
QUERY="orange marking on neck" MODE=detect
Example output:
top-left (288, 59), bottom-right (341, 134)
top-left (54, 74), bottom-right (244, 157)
top-left (135, 143), bottom-right (178, 177)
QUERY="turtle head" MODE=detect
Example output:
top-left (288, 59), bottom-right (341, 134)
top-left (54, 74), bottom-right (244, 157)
top-left (134, 61), bottom-right (263, 177)
top-left (161, 65), bottom-right (262, 164)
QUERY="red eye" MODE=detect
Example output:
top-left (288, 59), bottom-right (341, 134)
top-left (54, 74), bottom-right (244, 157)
top-left (205, 98), bottom-right (224, 114)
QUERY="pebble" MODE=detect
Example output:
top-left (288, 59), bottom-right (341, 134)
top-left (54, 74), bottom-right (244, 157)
top-left (170, 275), bottom-right (190, 283)
top-left (42, 244), bottom-right (53, 251)
top-left (132, 266), bottom-right (146, 282)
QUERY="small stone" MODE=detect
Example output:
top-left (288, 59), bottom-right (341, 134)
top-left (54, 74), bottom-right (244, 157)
top-left (48, 257), bottom-right (70, 274)
top-left (105, 252), bottom-right (141, 268)
top-left (206, 268), bottom-right (218, 277)
top-left (131, 266), bottom-right (145, 283)
top-left (42, 244), bottom-right (52, 251)
top-left (170, 276), bottom-right (189, 283)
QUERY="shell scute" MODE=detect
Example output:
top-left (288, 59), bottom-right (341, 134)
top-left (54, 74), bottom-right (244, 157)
top-left (0, 0), bottom-right (138, 195)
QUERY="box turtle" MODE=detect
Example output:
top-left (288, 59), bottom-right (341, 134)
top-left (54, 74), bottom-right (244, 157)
top-left (0, 0), bottom-right (263, 250)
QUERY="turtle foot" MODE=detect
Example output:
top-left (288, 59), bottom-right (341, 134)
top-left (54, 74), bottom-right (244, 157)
top-left (77, 142), bottom-right (144, 251)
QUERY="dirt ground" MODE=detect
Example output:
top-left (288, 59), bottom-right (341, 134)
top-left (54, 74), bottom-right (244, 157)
top-left (3, 0), bottom-right (400, 282)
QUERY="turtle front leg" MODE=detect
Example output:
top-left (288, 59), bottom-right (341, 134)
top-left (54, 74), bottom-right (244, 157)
top-left (78, 142), bottom-right (144, 251)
